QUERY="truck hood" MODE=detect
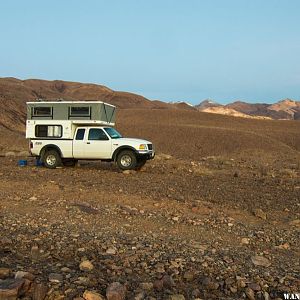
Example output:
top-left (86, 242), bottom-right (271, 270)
top-left (117, 138), bottom-right (151, 145)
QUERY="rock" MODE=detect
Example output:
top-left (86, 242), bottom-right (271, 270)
top-left (162, 275), bottom-right (175, 288)
top-left (158, 154), bottom-right (172, 160)
top-left (139, 282), bottom-right (153, 290)
top-left (289, 219), bottom-right (300, 227)
top-left (48, 273), bottom-right (64, 283)
top-left (241, 238), bottom-right (250, 245)
top-left (15, 271), bottom-right (34, 281)
top-left (263, 291), bottom-right (270, 300)
top-left (192, 289), bottom-right (201, 298)
top-left (245, 287), bottom-right (255, 300)
top-left (134, 291), bottom-right (146, 300)
top-left (153, 279), bottom-right (163, 291)
top-left (248, 283), bottom-right (261, 291)
top-left (106, 247), bottom-right (117, 255)
top-left (61, 267), bottom-right (71, 273)
top-left (183, 271), bottom-right (194, 281)
top-left (29, 196), bottom-right (38, 201)
top-left (276, 243), bottom-right (290, 250)
top-left (0, 268), bottom-right (12, 279)
top-left (83, 290), bottom-right (105, 300)
top-left (169, 295), bottom-right (185, 300)
top-left (106, 282), bottom-right (126, 300)
top-left (237, 279), bottom-right (246, 288)
top-left (75, 277), bottom-right (90, 285)
top-left (0, 278), bottom-right (25, 300)
top-left (79, 260), bottom-right (94, 272)
top-left (251, 255), bottom-right (271, 267)
top-left (253, 209), bottom-right (267, 220)
top-left (30, 245), bottom-right (40, 260)
top-left (0, 237), bottom-right (12, 248)
top-left (122, 170), bottom-right (131, 175)
top-left (32, 283), bottom-right (48, 300)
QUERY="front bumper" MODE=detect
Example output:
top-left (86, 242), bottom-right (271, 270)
top-left (136, 150), bottom-right (155, 160)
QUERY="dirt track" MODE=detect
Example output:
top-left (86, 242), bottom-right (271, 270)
top-left (0, 154), bottom-right (299, 299)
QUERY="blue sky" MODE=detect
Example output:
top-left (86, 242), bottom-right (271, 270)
top-left (1, 0), bottom-right (299, 104)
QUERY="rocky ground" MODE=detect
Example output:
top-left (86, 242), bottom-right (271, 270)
top-left (0, 153), bottom-right (299, 300)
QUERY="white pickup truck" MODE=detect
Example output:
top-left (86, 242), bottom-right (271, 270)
top-left (29, 126), bottom-right (155, 170)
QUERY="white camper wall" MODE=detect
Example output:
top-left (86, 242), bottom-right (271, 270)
top-left (26, 120), bottom-right (74, 139)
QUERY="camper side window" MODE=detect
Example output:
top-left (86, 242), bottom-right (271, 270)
top-left (32, 107), bottom-right (52, 117)
top-left (69, 107), bottom-right (91, 117)
top-left (35, 125), bottom-right (62, 138)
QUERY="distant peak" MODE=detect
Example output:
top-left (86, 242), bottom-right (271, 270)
top-left (230, 100), bottom-right (247, 104)
top-left (277, 98), bottom-right (296, 103)
top-left (201, 99), bottom-right (217, 104)
top-left (169, 101), bottom-right (194, 107)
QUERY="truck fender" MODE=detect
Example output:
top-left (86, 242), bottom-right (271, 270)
top-left (112, 146), bottom-right (138, 161)
top-left (40, 144), bottom-right (63, 159)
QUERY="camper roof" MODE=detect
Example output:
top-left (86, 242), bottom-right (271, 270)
top-left (26, 100), bottom-right (115, 108)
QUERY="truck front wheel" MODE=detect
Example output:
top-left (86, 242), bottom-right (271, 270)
top-left (43, 150), bottom-right (62, 169)
top-left (117, 150), bottom-right (137, 170)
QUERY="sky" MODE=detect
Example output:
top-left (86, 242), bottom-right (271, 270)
top-left (0, 0), bottom-right (300, 104)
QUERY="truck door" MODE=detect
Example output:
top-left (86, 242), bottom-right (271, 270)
top-left (73, 128), bottom-right (87, 158)
top-left (85, 128), bottom-right (112, 159)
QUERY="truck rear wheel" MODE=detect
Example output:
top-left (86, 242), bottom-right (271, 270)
top-left (117, 150), bottom-right (137, 170)
top-left (43, 150), bottom-right (62, 169)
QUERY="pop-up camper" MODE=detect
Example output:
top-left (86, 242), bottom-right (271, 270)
top-left (26, 100), bottom-right (154, 170)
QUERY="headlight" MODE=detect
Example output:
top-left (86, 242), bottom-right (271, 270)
top-left (139, 144), bottom-right (147, 150)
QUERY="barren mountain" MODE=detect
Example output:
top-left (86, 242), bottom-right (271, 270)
top-left (196, 99), bottom-right (300, 120)
top-left (201, 106), bottom-right (271, 119)
top-left (226, 101), bottom-right (270, 115)
top-left (268, 99), bottom-right (300, 119)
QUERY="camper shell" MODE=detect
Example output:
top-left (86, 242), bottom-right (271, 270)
top-left (26, 101), bottom-right (116, 139)
top-left (27, 100), bottom-right (116, 122)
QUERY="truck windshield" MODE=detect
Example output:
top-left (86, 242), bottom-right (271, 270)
top-left (104, 127), bottom-right (122, 139)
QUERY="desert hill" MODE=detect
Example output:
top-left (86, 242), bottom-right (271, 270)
top-left (0, 77), bottom-right (173, 131)
top-left (200, 106), bottom-right (271, 119)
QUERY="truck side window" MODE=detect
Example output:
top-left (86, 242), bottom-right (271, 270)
top-left (75, 129), bottom-right (85, 140)
top-left (88, 128), bottom-right (109, 141)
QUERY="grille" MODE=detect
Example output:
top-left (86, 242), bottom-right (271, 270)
top-left (147, 144), bottom-right (153, 150)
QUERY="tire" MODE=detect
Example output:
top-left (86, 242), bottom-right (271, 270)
top-left (43, 150), bottom-right (62, 169)
top-left (135, 158), bottom-right (147, 170)
top-left (116, 150), bottom-right (137, 170)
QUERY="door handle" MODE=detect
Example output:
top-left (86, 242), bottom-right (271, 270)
top-left (86, 142), bottom-right (90, 144)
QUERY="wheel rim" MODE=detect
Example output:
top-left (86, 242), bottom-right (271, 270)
top-left (46, 154), bottom-right (56, 166)
top-left (120, 155), bottom-right (132, 167)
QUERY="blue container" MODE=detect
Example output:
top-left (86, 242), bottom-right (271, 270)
top-left (35, 159), bottom-right (44, 167)
top-left (18, 160), bottom-right (28, 167)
